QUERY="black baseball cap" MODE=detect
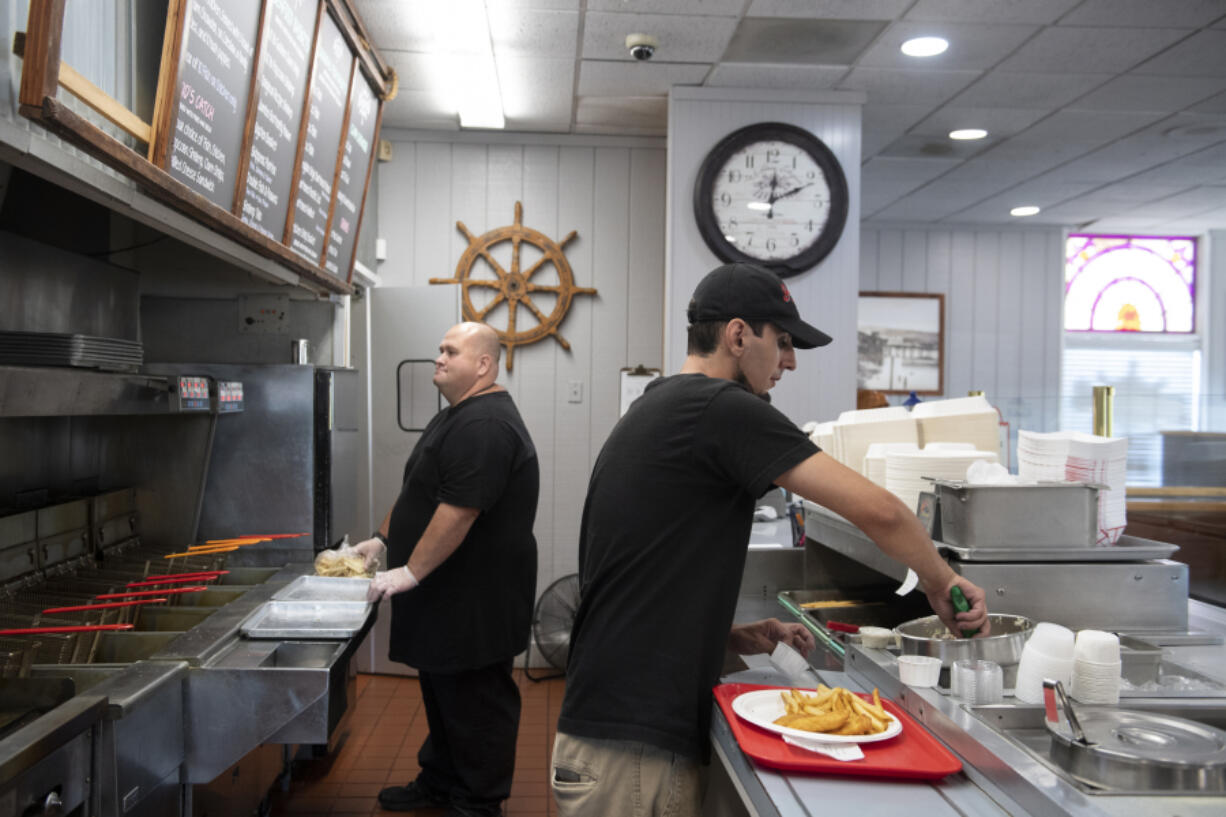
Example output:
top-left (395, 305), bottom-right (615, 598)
top-left (686, 262), bottom-right (833, 349)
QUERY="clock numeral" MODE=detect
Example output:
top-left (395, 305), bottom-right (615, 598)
top-left (792, 154), bottom-right (797, 169)
top-left (766, 148), bottom-right (780, 164)
top-left (766, 238), bottom-right (777, 252)
top-left (744, 155), bottom-right (754, 169)
top-left (720, 219), bottom-right (738, 232)
top-left (719, 192), bottom-right (732, 207)
top-left (806, 220), bottom-right (815, 232)
top-left (727, 169), bottom-right (742, 183)
top-left (745, 232), bottom-right (753, 246)
top-left (791, 234), bottom-right (800, 247)
top-left (806, 170), bottom-right (817, 180)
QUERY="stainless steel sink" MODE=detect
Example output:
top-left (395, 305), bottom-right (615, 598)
top-left (969, 700), bottom-right (1226, 795)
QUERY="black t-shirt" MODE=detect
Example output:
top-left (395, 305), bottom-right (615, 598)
top-left (557, 374), bottom-right (819, 760)
top-left (386, 391), bottom-right (539, 672)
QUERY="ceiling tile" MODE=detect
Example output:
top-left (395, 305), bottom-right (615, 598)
top-left (496, 0), bottom-right (580, 8)
top-left (1069, 74), bottom-right (1226, 113)
top-left (860, 156), bottom-right (960, 213)
top-left (939, 157), bottom-right (1059, 186)
top-left (904, 0), bottom-right (1080, 25)
top-left (1060, 0), bottom-right (1226, 28)
top-left (705, 63), bottom-right (847, 90)
top-left (379, 89), bottom-right (458, 131)
top-left (574, 97), bottom-right (668, 134)
top-left (857, 22), bottom-right (1039, 71)
top-left (578, 61), bottom-right (709, 96)
top-left (878, 133), bottom-right (993, 161)
top-left (497, 57), bottom-right (575, 132)
top-left (838, 67), bottom-right (979, 106)
top-left (722, 18), bottom-right (886, 64)
top-left (746, 0), bottom-right (911, 20)
top-left (381, 50), bottom-right (450, 96)
top-left (860, 105), bottom-right (932, 157)
top-left (948, 71), bottom-right (1111, 109)
top-left (909, 106), bottom-right (1050, 139)
top-left (994, 26), bottom-right (1190, 75)
top-left (1133, 30), bottom-right (1226, 77)
top-left (581, 12), bottom-right (738, 63)
top-left (487, 8), bottom-right (580, 59)
top-left (589, 0), bottom-right (744, 14)
top-left (988, 110), bottom-right (1165, 162)
top-left (352, 1), bottom-right (434, 52)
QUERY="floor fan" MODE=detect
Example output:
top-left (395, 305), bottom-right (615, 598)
top-left (525, 573), bottom-right (580, 681)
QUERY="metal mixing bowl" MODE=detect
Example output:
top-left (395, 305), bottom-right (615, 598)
top-left (895, 613), bottom-right (1034, 667)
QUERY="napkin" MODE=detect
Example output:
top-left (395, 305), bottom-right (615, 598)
top-left (782, 733), bottom-right (865, 761)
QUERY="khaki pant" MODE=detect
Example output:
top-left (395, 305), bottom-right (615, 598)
top-left (551, 732), bottom-right (707, 817)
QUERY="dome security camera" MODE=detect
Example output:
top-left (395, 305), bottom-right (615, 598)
top-left (626, 33), bottom-right (658, 61)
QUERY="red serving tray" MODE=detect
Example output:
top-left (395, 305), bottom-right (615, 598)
top-left (714, 683), bottom-right (962, 779)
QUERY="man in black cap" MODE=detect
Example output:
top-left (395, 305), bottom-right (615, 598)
top-left (551, 262), bottom-right (989, 816)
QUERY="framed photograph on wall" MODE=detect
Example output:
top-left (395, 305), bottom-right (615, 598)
top-left (857, 292), bottom-right (945, 395)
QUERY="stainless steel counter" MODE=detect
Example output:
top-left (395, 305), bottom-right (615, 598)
top-left (709, 508), bottom-right (1226, 817)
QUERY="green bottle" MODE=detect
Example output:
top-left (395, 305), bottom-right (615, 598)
top-left (950, 586), bottom-right (979, 638)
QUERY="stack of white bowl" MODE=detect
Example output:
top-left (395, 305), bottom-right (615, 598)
top-left (884, 446), bottom-right (999, 514)
top-left (1071, 630), bottom-right (1121, 704)
top-left (863, 441), bottom-right (919, 487)
top-left (1017, 430), bottom-right (1129, 545)
top-left (1014, 622), bottom-right (1075, 704)
top-left (912, 395), bottom-right (1001, 457)
top-left (832, 406), bottom-right (918, 477)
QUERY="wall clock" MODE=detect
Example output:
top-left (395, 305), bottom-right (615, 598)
top-left (693, 122), bottom-right (849, 277)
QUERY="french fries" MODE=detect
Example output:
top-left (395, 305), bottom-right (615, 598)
top-left (772, 684), bottom-right (893, 736)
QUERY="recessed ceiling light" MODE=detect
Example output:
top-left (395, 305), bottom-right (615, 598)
top-left (949, 128), bottom-right (988, 140)
top-left (901, 37), bottom-right (948, 57)
top-left (747, 202), bottom-right (771, 212)
top-left (1011, 206), bottom-right (1041, 217)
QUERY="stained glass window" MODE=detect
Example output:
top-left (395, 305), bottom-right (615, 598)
top-left (1064, 234), bottom-right (1196, 333)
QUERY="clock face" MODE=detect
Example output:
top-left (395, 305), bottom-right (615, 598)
top-left (693, 123), bottom-right (849, 277)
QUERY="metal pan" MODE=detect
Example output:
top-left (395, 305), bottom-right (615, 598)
top-left (894, 613), bottom-right (1034, 667)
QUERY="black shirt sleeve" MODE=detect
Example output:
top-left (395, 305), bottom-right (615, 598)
top-left (696, 386), bottom-right (818, 496)
top-left (435, 417), bottom-right (518, 511)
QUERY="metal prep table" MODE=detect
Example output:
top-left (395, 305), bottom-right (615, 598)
top-left (706, 508), bottom-right (1226, 817)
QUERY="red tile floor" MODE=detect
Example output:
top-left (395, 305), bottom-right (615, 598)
top-left (268, 671), bottom-right (566, 816)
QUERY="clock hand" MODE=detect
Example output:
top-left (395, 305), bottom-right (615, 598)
top-left (765, 173), bottom-right (779, 219)
top-left (774, 181), bottom-right (814, 201)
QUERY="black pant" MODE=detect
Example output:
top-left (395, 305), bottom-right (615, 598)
top-left (416, 659), bottom-right (520, 813)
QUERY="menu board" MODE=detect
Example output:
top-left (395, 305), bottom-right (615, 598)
top-left (239, 0), bottom-right (319, 240)
top-left (165, 0), bottom-right (262, 209)
top-left (324, 70), bottom-right (379, 278)
top-left (288, 11), bottom-right (352, 265)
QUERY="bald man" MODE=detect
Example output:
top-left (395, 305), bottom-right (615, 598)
top-left (354, 322), bottom-right (539, 817)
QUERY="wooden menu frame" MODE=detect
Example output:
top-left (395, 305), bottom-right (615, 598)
top-left (17, 0), bottom-right (392, 295)
top-left (856, 291), bottom-right (946, 396)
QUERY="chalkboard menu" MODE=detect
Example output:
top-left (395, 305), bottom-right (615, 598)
top-left (324, 70), bottom-right (379, 278)
top-left (288, 11), bottom-right (352, 265)
top-left (239, 0), bottom-right (319, 240)
top-left (164, 0), bottom-right (262, 210)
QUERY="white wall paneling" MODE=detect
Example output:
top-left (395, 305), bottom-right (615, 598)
top-left (666, 87), bottom-right (865, 428)
top-left (371, 134), bottom-right (666, 664)
top-left (860, 225), bottom-right (1066, 442)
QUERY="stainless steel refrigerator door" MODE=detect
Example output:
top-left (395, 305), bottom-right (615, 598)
top-left (356, 285), bottom-right (457, 676)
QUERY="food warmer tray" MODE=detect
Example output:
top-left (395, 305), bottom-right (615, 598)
top-left (938, 534), bottom-right (1179, 563)
top-left (271, 575), bottom-right (371, 602)
top-left (240, 600), bottom-right (372, 639)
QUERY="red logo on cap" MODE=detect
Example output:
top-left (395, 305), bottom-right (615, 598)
top-left (780, 282), bottom-right (792, 303)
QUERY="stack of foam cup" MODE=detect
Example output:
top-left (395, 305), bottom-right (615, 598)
top-left (1013, 622), bottom-right (1075, 704)
top-left (1071, 630), bottom-right (1121, 704)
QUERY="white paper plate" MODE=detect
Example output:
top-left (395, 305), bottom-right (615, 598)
top-left (730, 689), bottom-right (903, 744)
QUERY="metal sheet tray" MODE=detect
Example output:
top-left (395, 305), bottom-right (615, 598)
top-left (272, 575), bottom-right (371, 603)
top-left (240, 600), bottom-right (372, 639)
top-left (938, 534), bottom-right (1179, 562)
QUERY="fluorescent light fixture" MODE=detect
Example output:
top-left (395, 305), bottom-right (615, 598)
top-left (949, 128), bottom-right (987, 140)
top-left (901, 37), bottom-right (948, 57)
top-left (423, 0), bottom-right (505, 129)
top-left (1011, 206), bottom-right (1041, 217)
top-left (747, 201), bottom-right (771, 211)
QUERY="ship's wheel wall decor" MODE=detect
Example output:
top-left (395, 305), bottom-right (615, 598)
top-left (430, 202), bottom-right (597, 372)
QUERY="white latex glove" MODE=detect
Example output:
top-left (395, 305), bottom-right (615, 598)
top-left (367, 565), bottom-right (419, 602)
top-left (350, 537), bottom-right (387, 571)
